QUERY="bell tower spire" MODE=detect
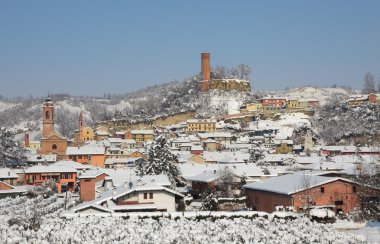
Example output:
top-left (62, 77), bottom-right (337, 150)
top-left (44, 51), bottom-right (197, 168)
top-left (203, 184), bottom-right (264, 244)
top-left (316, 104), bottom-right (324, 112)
top-left (42, 95), bottom-right (54, 138)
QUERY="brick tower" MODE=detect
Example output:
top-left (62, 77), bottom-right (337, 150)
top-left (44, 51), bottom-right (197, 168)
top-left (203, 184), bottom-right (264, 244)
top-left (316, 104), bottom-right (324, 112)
top-left (199, 52), bottom-right (210, 91)
top-left (42, 95), bottom-right (54, 138)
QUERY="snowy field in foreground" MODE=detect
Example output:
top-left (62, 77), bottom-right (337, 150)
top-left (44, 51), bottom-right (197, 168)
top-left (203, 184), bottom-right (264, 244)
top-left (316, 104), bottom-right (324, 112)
top-left (0, 216), bottom-right (368, 243)
top-left (0, 195), bottom-right (375, 243)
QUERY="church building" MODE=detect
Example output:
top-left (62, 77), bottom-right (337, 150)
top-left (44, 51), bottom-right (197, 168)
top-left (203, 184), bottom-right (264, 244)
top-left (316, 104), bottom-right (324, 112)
top-left (39, 96), bottom-right (68, 160)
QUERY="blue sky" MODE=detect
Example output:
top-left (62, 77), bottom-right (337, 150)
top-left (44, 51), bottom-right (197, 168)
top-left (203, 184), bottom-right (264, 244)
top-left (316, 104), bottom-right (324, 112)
top-left (0, 1), bottom-right (379, 97)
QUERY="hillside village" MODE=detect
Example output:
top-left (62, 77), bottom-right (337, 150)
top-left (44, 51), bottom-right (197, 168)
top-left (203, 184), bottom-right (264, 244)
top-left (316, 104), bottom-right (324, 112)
top-left (0, 53), bottom-right (379, 242)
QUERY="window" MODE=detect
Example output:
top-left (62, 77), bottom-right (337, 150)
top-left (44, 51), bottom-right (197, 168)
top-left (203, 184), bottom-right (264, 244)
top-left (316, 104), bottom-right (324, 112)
top-left (52, 144), bottom-right (57, 150)
top-left (149, 193), bottom-right (153, 199)
top-left (144, 193), bottom-right (147, 199)
top-left (352, 186), bottom-right (357, 193)
top-left (320, 187), bottom-right (324, 193)
top-left (45, 111), bottom-right (50, 120)
top-left (335, 200), bottom-right (343, 205)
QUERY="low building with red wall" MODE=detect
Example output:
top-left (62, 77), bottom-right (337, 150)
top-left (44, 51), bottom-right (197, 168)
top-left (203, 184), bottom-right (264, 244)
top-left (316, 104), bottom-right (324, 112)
top-left (244, 174), bottom-right (380, 214)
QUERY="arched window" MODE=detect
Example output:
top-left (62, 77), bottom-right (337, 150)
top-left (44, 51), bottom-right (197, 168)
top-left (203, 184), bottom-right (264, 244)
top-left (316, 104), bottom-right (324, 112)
top-left (52, 144), bottom-right (57, 150)
top-left (45, 111), bottom-right (50, 120)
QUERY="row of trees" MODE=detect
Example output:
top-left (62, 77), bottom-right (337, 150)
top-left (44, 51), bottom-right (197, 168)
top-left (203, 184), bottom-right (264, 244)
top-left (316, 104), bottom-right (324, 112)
top-left (210, 64), bottom-right (252, 80)
top-left (362, 72), bottom-right (380, 94)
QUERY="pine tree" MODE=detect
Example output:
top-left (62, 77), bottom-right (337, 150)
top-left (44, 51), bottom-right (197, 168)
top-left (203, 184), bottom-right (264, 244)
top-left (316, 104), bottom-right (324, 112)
top-left (135, 136), bottom-right (180, 187)
top-left (0, 127), bottom-right (25, 167)
top-left (249, 146), bottom-right (264, 164)
top-left (201, 188), bottom-right (219, 211)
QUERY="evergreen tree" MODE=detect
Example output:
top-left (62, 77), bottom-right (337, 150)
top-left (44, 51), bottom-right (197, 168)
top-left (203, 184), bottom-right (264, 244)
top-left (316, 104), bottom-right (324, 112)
top-left (135, 136), bottom-right (180, 187)
top-left (249, 146), bottom-right (264, 164)
top-left (201, 188), bottom-right (219, 211)
top-left (0, 128), bottom-right (25, 167)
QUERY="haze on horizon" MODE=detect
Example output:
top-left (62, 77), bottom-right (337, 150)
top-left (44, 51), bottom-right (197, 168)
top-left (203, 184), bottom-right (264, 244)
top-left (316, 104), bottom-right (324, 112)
top-left (0, 0), bottom-right (379, 97)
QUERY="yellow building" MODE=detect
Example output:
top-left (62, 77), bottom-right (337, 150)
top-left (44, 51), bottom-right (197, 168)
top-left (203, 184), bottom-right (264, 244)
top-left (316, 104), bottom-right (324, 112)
top-left (275, 140), bottom-right (294, 154)
top-left (125, 130), bottom-right (155, 143)
top-left (80, 127), bottom-right (94, 141)
top-left (186, 119), bottom-right (217, 132)
top-left (209, 79), bottom-right (251, 92)
top-left (29, 141), bottom-right (41, 150)
top-left (287, 99), bottom-right (302, 109)
top-left (240, 102), bottom-right (262, 113)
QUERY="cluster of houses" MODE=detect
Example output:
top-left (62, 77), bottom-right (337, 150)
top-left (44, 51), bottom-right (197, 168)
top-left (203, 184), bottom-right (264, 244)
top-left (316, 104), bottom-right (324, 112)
top-left (1, 93), bottom-right (379, 216)
top-left (239, 96), bottom-right (320, 116)
top-left (346, 93), bottom-right (380, 106)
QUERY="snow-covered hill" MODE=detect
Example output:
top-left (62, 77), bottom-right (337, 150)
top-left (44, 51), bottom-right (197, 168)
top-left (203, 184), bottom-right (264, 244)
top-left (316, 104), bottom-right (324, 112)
top-left (278, 87), bottom-right (354, 105)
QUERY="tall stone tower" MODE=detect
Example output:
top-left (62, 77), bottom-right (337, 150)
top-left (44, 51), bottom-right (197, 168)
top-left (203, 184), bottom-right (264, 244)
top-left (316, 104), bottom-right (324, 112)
top-left (78, 111), bottom-right (84, 142)
top-left (199, 52), bottom-right (211, 91)
top-left (42, 96), bottom-right (54, 138)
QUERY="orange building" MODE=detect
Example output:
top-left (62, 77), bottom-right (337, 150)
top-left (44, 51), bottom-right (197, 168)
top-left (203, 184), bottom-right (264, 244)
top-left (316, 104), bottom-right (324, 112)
top-left (66, 146), bottom-right (106, 167)
top-left (24, 165), bottom-right (77, 193)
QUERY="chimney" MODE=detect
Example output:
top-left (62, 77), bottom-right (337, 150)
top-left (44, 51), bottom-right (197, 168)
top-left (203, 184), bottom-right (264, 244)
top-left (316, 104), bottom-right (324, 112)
top-left (201, 52), bottom-right (210, 81)
top-left (79, 177), bottom-right (96, 202)
top-left (24, 132), bottom-right (30, 148)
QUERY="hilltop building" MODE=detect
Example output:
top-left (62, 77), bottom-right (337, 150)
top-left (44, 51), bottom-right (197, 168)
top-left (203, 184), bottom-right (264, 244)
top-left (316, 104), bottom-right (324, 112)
top-left (197, 53), bottom-right (250, 92)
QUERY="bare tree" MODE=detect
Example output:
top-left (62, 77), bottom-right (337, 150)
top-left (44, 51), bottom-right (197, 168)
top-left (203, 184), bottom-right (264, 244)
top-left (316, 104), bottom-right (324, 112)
top-left (295, 173), bottom-right (323, 214)
top-left (362, 72), bottom-right (375, 94)
top-left (238, 64), bottom-right (252, 80)
top-left (217, 167), bottom-right (234, 198)
top-left (354, 164), bottom-right (380, 221)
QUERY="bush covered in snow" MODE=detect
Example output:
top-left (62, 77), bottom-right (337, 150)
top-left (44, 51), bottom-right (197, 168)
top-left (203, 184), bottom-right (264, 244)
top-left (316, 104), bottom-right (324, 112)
top-left (0, 194), bottom-right (368, 243)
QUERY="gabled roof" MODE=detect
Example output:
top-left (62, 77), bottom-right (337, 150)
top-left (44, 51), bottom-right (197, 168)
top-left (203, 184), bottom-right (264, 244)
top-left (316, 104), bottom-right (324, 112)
top-left (24, 165), bottom-right (77, 174)
top-left (184, 170), bottom-right (219, 183)
top-left (243, 174), bottom-right (357, 195)
top-left (51, 160), bottom-right (93, 170)
top-left (73, 203), bottom-right (114, 213)
top-left (44, 131), bottom-right (66, 140)
top-left (0, 168), bottom-right (18, 179)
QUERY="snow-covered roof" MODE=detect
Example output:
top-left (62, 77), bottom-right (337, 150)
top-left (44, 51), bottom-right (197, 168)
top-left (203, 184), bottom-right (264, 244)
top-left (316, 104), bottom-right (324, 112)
top-left (107, 138), bottom-right (125, 143)
top-left (82, 168), bottom-right (171, 187)
top-left (179, 163), bottom-right (289, 179)
top-left (130, 130), bottom-right (154, 135)
top-left (104, 157), bottom-right (142, 165)
top-left (50, 160), bottom-right (94, 170)
top-left (191, 145), bottom-right (204, 151)
top-left (197, 132), bottom-right (232, 139)
top-left (187, 119), bottom-right (216, 123)
top-left (71, 182), bottom-right (183, 213)
top-left (0, 168), bottom-right (18, 179)
top-left (66, 146), bottom-right (105, 155)
top-left (96, 131), bottom-right (110, 136)
top-left (202, 151), bottom-right (249, 163)
top-left (24, 165), bottom-right (77, 174)
top-left (184, 170), bottom-right (219, 183)
top-left (0, 184), bottom-right (32, 194)
top-left (26, 154), bottom-right (57, 163)
top-left (244, 174), bottom-right (353, 195)
top-left (204, 139), bottom-right (218, 143)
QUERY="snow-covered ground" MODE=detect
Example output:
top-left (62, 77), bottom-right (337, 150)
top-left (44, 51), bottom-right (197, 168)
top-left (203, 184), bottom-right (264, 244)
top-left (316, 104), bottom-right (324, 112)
top-left (334, 220), bottom-right (380, 244)
top-left (0, 195), bottom-right (369, 243)
top-left (250, 112), bottom-right (311, 139)
top-left (279, 87), bottom-right (353, 105)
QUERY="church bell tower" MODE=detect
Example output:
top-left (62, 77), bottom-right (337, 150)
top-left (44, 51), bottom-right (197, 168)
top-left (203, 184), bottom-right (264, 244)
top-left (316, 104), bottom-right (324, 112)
top-left (42, 95), bottom-right (54, 138)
